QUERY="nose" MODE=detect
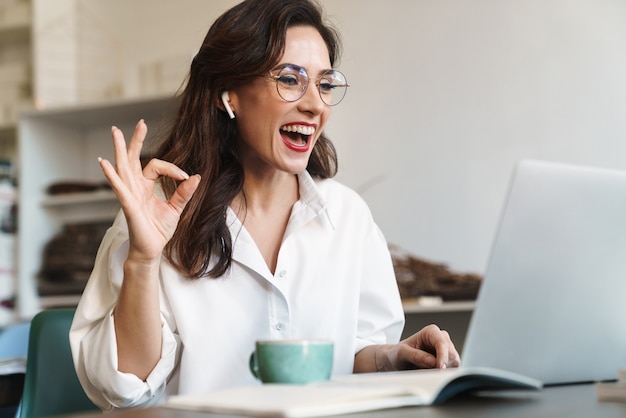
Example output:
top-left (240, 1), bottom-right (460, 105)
top-left (297, 81), bottom-right (326, 114)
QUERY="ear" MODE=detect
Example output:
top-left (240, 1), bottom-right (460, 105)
top-left (221, 91), bottom-right (235, 119)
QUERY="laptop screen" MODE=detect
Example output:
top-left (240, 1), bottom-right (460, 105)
top-left (462, 159), bottom-right (626, 385)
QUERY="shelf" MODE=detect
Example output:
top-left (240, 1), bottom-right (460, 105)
top-left (0, 124), bottom-right (16, 143)
top-left (402, 299), bottom-right (476, 314)
top-left (24, 94), bottom-right (180, 128)
top-left (0, 21), bottom-right (30, 45)
top-left (41, 189), bottom-right (116, 207)
top-left (17, 93), bottom-right (178, 319)
top-left (42, 190), bottom-right (119, 223)
top-left (39, 294), bottom-right (82, 309)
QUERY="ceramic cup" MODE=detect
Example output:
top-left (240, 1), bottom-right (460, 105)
top-left (249, 339), bottom-right (334, 384)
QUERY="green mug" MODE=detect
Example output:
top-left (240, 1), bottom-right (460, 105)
top-left (249, 339), bottom-right (334, 384)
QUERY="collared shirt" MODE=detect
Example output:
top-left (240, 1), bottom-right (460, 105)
top-left (70, 172), bottom-right (405, 411)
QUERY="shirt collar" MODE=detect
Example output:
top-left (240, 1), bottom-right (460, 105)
top-left (297, 170), bottom-right (325, 212)
top-left (295, 171), bottom-right (335, 231)
top-left (225, 171), bottom-right (335, 238)
top-left (226, 170), bottom-right (335, 229)
top-left (226, 171), bottom-right (335, 277)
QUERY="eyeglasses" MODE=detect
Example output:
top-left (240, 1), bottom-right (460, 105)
top-left (268, 64), bottom-right (349, 106)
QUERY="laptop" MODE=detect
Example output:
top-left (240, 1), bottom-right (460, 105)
top-left (462, 159), bottom-right (626, 385)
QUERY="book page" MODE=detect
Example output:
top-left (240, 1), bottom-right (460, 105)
top-left (166, 367), bottom-right (542, 417)
top-left (167, 384), bottom-right (426, 418)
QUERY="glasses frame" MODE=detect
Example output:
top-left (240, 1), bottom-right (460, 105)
top-left (268, 64), bottom-right (349, 106)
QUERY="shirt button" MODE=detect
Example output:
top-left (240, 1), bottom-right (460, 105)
top-left (275, 322), bottom-right (285, 331)
top-left (279, 270), bottom-right (287, 278)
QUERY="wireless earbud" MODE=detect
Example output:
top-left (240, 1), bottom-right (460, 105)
top-left (221, 91), bottom-right (235, 119)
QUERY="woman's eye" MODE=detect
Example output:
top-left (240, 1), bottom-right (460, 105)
top-left (319, 81), bottom-right (335, 93)
top-left (277, 74), bottom-right (300, 87)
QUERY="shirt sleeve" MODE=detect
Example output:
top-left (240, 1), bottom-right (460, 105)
top-left (69, 212), bottom-right (180, 411)
top-left (354, 219), bottom-right (405, 354)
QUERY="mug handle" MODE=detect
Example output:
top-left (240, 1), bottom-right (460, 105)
top-left (249, 352), bottom-right (260, 379)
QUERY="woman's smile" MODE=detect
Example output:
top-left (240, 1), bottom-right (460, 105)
top-left (280, 123), bottom-right (316, 152)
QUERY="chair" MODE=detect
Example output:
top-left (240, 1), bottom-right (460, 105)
top-left (0, 321), bottom-right (30, 418)
top-left (19, 308), bottom-right (99, 418)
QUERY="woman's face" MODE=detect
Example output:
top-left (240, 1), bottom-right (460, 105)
top-left (229, 25), bottom-right (333, 177)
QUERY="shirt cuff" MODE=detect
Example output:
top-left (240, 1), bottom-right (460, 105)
top-left (83, 308), bottom-right (179, 408)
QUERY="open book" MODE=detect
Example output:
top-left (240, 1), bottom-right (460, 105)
top-left (166, 367), bottom-right (542, 417)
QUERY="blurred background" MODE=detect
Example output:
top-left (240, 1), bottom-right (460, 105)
top-left (1, 0), bottom-right (626, 326)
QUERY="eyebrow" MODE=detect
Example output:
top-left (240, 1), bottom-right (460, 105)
top-left (272, 63), bottom-right (334, 75)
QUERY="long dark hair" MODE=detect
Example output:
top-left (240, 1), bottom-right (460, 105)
top-left (156, 0), bottom-right (342, 279)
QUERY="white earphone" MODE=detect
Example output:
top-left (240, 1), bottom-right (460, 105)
top-left (221, 91), bottom-right (235, 119)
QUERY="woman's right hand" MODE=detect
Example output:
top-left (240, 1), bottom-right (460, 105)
top-left (98, 119), bottom-right (201, 264)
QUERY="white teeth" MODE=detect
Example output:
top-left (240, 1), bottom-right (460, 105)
top-left (280, 125), bottom-right (315, 136)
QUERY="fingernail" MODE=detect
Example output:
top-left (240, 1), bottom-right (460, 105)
top-left (181, 171), bottom-right (190, 180)
top-left (441, 363), bottom-right (447, 369)
top-left (137, 119), bottom-right (144, 127)
top-left (111, 126), bottom-right (117, 133)
top-left (97, 157), bottom-right (103, 163)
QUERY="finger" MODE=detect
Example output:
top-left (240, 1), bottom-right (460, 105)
top-left (142, 158), bottom-right (191, 182)
top-left (127, 119), bottom-right (148, 171)
top-left (431, 329), bottom-right (461, 369)
top-left (417, 324), bottom-right (452, 369)
top-left (393, 343), bottom-right (436, 369)
top-left (98, 157), bottom-right (133, 204)
top-left (111, 126), bottom-right (132, 180)
top-left (408, 348), bottom-right (437, 369)
top-left (98, 157), bottom-right (121, 188)
top-left (434, 331), bottom-right (451, 369)
top-left (447, 346), bottom-right (462, 368)
top-left (448, 354), bottom-right (461, 368)
top-left (404, 325), bottom-right (448, 369)
top-left (168, 174), bottom-right (201, 213)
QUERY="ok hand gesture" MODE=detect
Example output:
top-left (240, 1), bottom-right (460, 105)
top-left (98, 120), bottom-right (201, 264)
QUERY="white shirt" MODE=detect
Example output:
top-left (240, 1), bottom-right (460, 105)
top-left (70, 171), bottom-right (405, 411)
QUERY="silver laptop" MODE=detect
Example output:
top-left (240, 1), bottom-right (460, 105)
top-left (462, 159), bottom-right (626, 385)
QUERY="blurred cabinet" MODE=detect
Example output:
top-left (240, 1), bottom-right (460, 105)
top-left (0, 0), bottom-right (32, 147)
top-left (0, 0), bottom-right (32, 325)
top-left (12, 0), bottom-right (206, 320)
top-left (16, 96), bottom-right (177, 318)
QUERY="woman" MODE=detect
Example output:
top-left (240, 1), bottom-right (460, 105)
top-left (70, 0), bottom-right (460, 410)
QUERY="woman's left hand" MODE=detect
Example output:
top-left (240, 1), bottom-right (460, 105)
top-left (381, 324), bottom-right (461, 370)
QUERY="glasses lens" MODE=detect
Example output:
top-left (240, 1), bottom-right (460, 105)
top-left (318, 70), bottom-right (348, 106)
top-left (275, 65), bottom-right (308, 102)
top-left (272, 65), bottom-right (349, 106)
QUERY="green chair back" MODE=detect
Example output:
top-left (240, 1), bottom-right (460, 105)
top-left (20, 308), bottom-right (99, 418)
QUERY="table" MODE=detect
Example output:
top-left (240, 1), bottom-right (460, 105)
top-left (58, 383), bottom-right (626, 418)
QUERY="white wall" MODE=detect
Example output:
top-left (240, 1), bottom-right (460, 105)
top-left (324, 0), bottom-right (626, 273)
top-left (36, 0), bottom-right (626, 274)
